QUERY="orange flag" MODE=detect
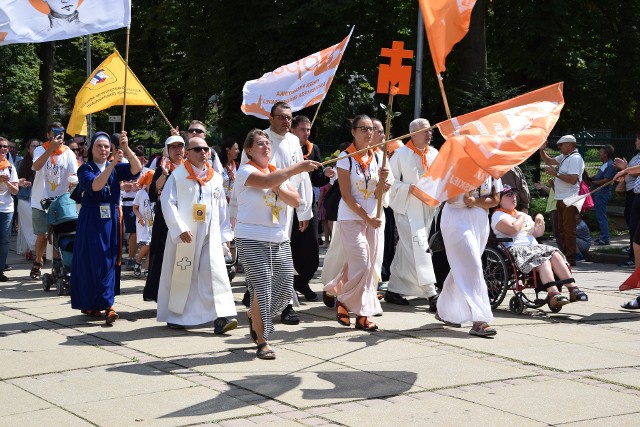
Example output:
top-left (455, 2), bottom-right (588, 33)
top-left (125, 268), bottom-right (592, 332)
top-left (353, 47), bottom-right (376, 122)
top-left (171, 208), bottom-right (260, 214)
top-left (410, 83), bottom-right (565, 206)
top-left (620, 268), bottom-right (640, 291)
top-left (419, 0), bottom-right (477, 74)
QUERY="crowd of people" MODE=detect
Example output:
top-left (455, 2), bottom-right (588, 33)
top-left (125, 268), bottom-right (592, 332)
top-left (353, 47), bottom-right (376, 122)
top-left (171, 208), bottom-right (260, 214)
top-left (1, 109), bottom-right (640, 359)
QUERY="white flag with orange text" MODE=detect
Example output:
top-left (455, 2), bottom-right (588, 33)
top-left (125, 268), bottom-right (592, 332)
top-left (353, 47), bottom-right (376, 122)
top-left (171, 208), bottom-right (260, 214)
top-left (418, 0), bottom-right (476, 74)
top-left (0, 0), bottom-right (131, 45)
top-left (409, 83), bottom-right (565, 206)
top-left (241, 27), bottom-right (354, 119)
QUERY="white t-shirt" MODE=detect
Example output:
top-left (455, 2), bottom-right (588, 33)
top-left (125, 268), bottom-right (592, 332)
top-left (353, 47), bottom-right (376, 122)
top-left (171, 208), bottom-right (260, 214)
top-left (0, 165), bottom-right (18, 213)
top-left (336, 151), bottom-right (381, 221)
top-left (234, 164), bottom-right (290, 243)
top-left (553, 151), bottom-right (584, 200)
top-left (31, 146), bottom-right (78, 210)
top-left (490, 210), bottom-right (537, 246)
top-left (133, 189), bottom-right (153, 243)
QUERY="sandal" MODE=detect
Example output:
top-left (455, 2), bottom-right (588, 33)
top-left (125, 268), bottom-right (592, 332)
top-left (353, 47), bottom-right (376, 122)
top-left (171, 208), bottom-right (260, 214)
top-left (256, 342), bottom-right (276, 360)
top-left (548, 293), bottom-right (571, 310)
top-left (355, 315), bottom-right (378, 331)
top-left (81, 310), bottom-right (103, 318)
top-left (469, 322), bottom-right (497, 337)
top-left (435, 312), bottom-right (461, 328)
top-left (568, 287), bottom-right (588, 302)
top-left (336, 300), bottom-right (350, 326)
top-left (30, 262), bottom-right (42, 280)
top-left (246, 312), bottom-right (258, 344)
top-left (105, 307), bottom-right (119, 324)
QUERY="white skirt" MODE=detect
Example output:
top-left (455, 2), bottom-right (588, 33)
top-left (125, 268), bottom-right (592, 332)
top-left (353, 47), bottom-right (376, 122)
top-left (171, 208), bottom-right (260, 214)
top-left (438, 204), bottom-right (493, 325)
top-left (16, 199), bottom-right (36, 254)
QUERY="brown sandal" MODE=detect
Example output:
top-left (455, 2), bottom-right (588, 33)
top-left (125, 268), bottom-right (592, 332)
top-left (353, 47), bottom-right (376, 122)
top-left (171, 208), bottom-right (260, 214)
top-left (30, 262), bottom-right (42, 280)
top-left (355, 315), bottom-right (378, 331)
top-left (336, 300), bottom-right (350, 326)
top-left (568, 287), bottom-right (588, 302)
top-left (105, 307), bottom-right (119, 324)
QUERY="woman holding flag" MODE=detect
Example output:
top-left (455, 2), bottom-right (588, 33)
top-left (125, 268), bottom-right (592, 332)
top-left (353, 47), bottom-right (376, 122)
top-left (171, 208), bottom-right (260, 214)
top-left (436, 176), bottom-right (501, 337)
top-left (323, 115), bottom-right (391, 331)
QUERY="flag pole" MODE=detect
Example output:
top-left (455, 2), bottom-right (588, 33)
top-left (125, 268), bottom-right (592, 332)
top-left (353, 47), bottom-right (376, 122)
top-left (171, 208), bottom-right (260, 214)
top-left (310, 99), bottom-right (323, 128)
top-left (121, 25), bottom-right (131, 132)
top-left (375, 88), bottom-right (395, 219)
top-left (154, 106), bottom-right (175, 130)
top-left (437, 73), bottom-right (452, 120)
top-left (320, 122), bottom-right (434, 167)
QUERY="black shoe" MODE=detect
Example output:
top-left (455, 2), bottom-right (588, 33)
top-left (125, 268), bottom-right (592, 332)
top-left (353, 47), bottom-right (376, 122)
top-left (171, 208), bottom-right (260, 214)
top-left (428, 294), bottom-right (438, 313)
top-left (214, 317), bottom-right (238, 334)
top-left (281, 305), bottom-right (300, 325)
top-left (295, 284), bottom-right (318, 302)
top-left (3, 265), bottom-right (11, 272)
top-left (0, 274), bottom-right (7, 282)
top-left (323, 291), bottom-right (336, 308)
top-left (384, 291), bottom-right (409, 306)
top-left (242, 290), bottom-right (250, 307)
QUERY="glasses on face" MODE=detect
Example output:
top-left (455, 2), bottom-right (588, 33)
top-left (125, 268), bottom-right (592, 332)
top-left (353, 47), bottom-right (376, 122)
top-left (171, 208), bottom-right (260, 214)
top-left (272, 114), bottom-right (292, 122)
top-left (188, 128), bottom-right (205, 134)
top-left (188, 146), bottom-right (210, 153)
top-left (0, 145), bottom-right (8, 149)
top-left (355, 126), bottom-right (375, 133)
top-left (255, 141), bottom-right (271, 148)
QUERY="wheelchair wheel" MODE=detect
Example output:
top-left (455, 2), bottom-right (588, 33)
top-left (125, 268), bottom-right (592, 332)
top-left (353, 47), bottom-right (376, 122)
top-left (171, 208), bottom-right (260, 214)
top-left (509, 295), bottom-right (524, 314)
top-left (482, 246), bottom-right (510, 309)
top-left (42, 273), bottom-right (53, 292)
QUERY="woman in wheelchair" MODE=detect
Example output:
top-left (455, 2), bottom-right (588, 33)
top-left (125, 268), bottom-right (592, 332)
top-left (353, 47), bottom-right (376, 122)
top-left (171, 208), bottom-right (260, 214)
top-left (490, 185), bottom-right (588, 310)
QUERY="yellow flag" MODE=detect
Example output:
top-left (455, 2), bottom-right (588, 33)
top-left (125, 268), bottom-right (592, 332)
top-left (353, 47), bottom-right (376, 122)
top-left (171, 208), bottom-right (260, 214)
top-left (67, 50), bottom-right (157, 136)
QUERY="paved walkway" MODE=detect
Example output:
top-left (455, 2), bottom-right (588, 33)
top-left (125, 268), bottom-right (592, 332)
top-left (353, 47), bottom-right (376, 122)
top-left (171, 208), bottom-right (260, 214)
top-left (1, 240), bottom-right (639, 426)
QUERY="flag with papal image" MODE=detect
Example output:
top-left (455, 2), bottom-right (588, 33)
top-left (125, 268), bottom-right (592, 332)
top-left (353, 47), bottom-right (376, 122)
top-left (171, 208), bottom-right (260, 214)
top-left (0, 0), bottom-right (131, 45)
top-left (67, 50), bottom-right (157, 136)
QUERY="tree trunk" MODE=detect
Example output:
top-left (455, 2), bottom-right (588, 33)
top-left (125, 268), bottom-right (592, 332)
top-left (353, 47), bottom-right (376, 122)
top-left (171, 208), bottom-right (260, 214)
top-left (36, 42), bottom-right (56, 136)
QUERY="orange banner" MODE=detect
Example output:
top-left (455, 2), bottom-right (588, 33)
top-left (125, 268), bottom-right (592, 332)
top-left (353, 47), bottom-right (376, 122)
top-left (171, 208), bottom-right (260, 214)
top-left (419, 0), bottom-right (476, 74)
top-left (620, 268), bottom-right (640, 291)
top-left (410, 83), bottom-right (565, 206)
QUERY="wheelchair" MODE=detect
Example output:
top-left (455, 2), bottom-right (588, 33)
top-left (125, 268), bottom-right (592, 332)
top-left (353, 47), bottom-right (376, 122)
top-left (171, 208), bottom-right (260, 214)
top-left (482, 236), bottom-right (575, 314)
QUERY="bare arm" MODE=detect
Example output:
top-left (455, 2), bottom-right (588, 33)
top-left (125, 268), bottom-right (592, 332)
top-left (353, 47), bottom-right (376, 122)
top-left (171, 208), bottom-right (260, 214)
top-left (33, 137), bottom-right (62, 171)
top-left (273, 183), bottom-right (300, 208)
top-left (244, 160), bottom-right (320, 189)
top-left (494, 213), bottom-right (526, 236)
top-left (539, 146), bottom-right (559, 167)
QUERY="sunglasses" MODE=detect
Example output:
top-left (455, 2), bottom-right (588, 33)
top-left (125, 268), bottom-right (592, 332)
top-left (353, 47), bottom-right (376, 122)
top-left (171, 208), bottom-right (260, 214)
top-left (0, 145), bottom-right (8, 149)
top-left (187, 146), bottom-right (210, 153)
top-left (188, 128), bottom-right (205, 134)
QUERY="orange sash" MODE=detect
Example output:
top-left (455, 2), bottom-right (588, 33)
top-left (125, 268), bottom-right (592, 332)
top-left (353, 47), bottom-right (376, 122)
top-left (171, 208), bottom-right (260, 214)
top-left (345, 143), bottom-right (373, 174)
top-left (0, 158), bottom-right (10, 170)
top-left (248, 160), bottom-right (277, 174)
top-left (406, 139), bottom-right (429, 174)
top-left (495, 207), bottom-right (518, 217)
top-left (184, 161), bottom-right (214, 187)
top-left (302, 141), bottom-right (314, 159)
top-left (41, 142), bottom-right (68, 166)
top-left (225, 161), bottom-right (236, 182)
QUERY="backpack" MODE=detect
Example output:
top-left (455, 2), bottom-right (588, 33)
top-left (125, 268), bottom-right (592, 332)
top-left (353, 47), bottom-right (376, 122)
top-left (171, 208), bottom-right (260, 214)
top-left (323, 152), bottom-right (380, 221)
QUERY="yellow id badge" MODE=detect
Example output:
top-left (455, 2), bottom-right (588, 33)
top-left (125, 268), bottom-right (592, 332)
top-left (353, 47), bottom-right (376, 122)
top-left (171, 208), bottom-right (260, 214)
top-left (271, 206), bottom-right (280, 224)
top-left (193, 203), bottom-right (206, 222)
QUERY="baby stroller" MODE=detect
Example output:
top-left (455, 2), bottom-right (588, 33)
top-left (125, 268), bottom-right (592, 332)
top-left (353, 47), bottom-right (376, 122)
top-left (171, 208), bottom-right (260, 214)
top-left (41, 193), bottom-right (77, 296)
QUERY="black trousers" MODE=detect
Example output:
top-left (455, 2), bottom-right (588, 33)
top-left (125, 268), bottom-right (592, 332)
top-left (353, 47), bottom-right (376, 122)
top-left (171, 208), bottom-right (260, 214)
top-left (291, 205), bottom-right (319, 291)
top-left (143, 203), bottom-right (168, 302)
top-left (381, 206), bottom-right (397, 282)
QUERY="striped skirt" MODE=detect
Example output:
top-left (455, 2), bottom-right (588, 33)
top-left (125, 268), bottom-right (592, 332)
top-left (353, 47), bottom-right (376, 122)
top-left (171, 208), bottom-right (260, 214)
top-left (236, 238), bottom-right (293, 341)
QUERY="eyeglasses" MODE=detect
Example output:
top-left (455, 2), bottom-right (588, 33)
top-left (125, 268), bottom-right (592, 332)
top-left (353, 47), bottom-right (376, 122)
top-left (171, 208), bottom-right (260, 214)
top-left (355, 126), bottom-right (376, 133)
top-left (0, 145), bottom-right (8, 149)
top-left (255, 142), bottom-right (271, 148)
top-left (187, 146), bottom-right (210, 153)
top-left (168, 144), bottom-right (184, 150)
top-left (272, 114), bottom-right (292, 122)
top-left (188, 128), bottom-right (205, 134)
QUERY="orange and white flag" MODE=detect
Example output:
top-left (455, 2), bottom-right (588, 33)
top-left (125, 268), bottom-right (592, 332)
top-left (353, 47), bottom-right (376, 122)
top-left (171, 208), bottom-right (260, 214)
top-left (418, 0), bottom-right (476, 74)
top-left (0, 0), bottom-right (131, 45)
top-left (241, 27), bottom-right (354, 119)
top-left (410, 83), bottom-right (565, 206)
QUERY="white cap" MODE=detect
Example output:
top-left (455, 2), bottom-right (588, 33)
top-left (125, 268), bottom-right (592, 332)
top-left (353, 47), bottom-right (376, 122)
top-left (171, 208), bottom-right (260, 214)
top-left (164, 135), bottom-right (184, 152)
top-left (557, 135), bottom-right (576, 144)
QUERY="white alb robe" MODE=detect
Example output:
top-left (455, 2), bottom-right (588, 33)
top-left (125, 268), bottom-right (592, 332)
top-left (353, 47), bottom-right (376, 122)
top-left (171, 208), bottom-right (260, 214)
top-left (387, 145), bottom-right (439, 297)
top-left (157, 163), bottom-right (236, 325)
